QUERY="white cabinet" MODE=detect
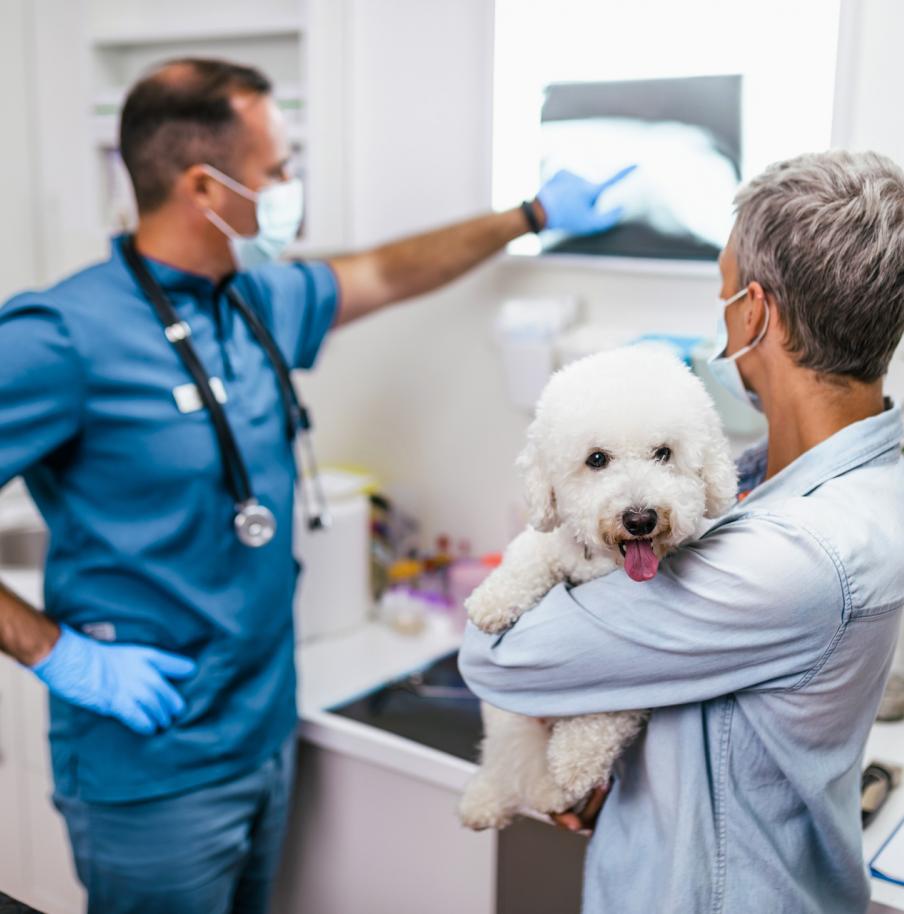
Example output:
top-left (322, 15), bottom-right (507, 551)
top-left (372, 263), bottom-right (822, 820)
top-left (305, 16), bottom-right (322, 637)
top-left (0, 656), bottom-right (27, 903)
top-left (272, 738), bottom-right (589, 914)
top-left (20, 767), bottom-right (85, 914)
top-left (0, 654), bottom-right (85, 914)
top-left (274, 740), bottom-right (498, 914)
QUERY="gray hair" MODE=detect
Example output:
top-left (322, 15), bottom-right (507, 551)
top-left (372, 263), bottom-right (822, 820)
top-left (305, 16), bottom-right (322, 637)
top-left (733, 150), bottom-right (904, 382)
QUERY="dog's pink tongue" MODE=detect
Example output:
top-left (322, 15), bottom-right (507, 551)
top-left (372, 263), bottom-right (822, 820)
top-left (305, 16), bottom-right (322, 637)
top-left (624, 540), bottom-right (659, 582)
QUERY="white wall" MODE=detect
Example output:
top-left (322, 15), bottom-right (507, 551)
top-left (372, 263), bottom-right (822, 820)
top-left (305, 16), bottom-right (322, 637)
top-left (0, 0), bottom-right (100, 294)
top-left (304, 0), bottom-right (524, 551)
top-left (305, 0), bottom-right (904, 553)
top-left (304, 0), bottom-right (723, 552)
top-left (344, 0), bottom-right (495, 246)
top-left (0, 0), bottom-right (40, 299)
top-left (833, 0), bottom-right (904, 402)
top-left (834, 0), bottom-right (904, 161)
top-left (5, 0), bottom-right (904, 553)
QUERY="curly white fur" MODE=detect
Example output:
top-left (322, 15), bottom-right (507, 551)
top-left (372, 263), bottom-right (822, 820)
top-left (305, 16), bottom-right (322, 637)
top-left (459, 346), bottom-right (736, 830)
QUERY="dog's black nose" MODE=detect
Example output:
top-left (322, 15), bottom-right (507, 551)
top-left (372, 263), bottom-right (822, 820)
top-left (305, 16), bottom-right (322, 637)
top-left (622, 508), bottom-right (658, 536)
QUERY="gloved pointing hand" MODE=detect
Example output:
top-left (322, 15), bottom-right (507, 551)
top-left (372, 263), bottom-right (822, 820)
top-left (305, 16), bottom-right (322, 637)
top-left (30, 624), bottom-right (196, 735)
top-left (535, 165), bottom-right (637, 236)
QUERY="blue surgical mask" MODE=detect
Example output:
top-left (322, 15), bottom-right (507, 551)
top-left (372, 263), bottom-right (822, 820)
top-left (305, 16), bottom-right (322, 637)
top-left (202, 164), bottom-right (304, 271)
top-left (708, 286), bottom-right (770, 411)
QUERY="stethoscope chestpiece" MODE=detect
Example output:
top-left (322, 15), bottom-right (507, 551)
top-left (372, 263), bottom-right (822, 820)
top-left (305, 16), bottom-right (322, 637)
top-left (234, 500), bottom-right (277, 548)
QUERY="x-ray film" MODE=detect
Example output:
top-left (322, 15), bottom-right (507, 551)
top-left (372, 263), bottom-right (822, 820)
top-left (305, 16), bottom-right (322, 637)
top-left (540, 75), bottom-right (742, 261)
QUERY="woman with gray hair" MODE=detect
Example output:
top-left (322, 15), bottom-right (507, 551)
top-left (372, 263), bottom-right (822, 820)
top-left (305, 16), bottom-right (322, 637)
top-left (460, 149), bottom-right (904, 914)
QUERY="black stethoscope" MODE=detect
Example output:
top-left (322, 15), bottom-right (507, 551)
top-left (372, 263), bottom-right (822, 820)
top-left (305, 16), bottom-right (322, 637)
top-left (122, 235), bottom-right (331, 547)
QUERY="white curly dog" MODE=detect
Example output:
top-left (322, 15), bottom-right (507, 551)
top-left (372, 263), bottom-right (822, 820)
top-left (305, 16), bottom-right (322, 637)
top-left (459, 346), bottom-right (737, 830)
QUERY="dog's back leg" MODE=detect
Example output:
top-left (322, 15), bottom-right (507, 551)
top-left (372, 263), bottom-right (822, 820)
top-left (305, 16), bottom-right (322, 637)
top-left (547, 711), bottom-right (649, 805)
top-left (459, 704), bottom-right (564, 829)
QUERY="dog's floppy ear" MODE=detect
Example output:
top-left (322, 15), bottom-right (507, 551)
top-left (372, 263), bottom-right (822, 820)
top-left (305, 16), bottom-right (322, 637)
top-left (516, 439), bottom-right (560, 531)
top-left (700, 404), bottom-right (738, 517)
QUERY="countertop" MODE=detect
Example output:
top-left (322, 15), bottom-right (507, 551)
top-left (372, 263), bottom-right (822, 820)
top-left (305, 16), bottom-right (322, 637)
top-left (296, 617), bottom-right (473, 792)
top-left (4, 567), bottom-right (903, 908)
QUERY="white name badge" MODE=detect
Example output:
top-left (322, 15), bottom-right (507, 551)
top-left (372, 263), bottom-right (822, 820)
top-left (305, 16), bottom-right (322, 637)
top-left (173, 378), bottom-right (228, 414)
top-left (81, 621), bottom-right (117, 642)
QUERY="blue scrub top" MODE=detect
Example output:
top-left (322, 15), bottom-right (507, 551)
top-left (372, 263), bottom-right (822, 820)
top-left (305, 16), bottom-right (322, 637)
top-left (0, 235), bottom-right (339, 802)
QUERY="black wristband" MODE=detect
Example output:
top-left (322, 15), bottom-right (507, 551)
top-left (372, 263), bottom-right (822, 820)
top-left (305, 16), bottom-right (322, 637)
top-left (521, 200), bottom-right (543, 234)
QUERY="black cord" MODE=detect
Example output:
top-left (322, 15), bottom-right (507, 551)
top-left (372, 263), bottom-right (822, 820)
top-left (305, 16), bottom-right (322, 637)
top-left (122, 237), bottom-right (255, 508)
top-left (224, 285), bottom-right (309, 437)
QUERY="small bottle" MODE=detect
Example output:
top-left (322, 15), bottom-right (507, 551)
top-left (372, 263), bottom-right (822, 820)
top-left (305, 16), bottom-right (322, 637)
top-left (448, 553), bottom-right (503, 631)
top-left (379, 586), bottom-right (427, 635)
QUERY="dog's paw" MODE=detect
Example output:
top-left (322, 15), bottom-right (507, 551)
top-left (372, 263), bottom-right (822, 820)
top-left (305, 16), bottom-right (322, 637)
top-left (526, 776), bottom-right (575, 817)
top-left (465, 593), bottom-right (521, 634)
top-left (547, 712), bottom-right (646, 799)
top-left (458, 781), bottom-right (513, 831)
top-left (548, 752), bottom-right (609, 801)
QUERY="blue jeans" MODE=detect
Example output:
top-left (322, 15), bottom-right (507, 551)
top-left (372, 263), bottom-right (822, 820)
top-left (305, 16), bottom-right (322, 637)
top-left (54, 738), bottom-right (296, 914)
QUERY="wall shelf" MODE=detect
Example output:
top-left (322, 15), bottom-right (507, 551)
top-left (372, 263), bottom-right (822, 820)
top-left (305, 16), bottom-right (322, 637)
top-left (88, 20), bottom-right (305, 48)
top-left (72, 0), bottom-right (347, 254)
top-left (501, 251), bottom-right (721, 280)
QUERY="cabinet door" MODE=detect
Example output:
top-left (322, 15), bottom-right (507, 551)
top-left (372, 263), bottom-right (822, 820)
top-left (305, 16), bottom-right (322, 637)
top-left (6, 661), bottom-right (85, 914)
top-left (274, 742), bottom-right (496, 914)
top-left (18, 663), bottom-right (51, 777)
top-left (19, 767), bottom-right (85, 914)
top-left (0, 655), bottom-right (26, 901)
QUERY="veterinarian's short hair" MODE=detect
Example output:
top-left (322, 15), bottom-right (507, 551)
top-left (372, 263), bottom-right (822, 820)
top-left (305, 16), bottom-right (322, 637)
top-left (120, 57), bottom-right (272, 213)
top-left (733, 150), bottom-right (904, 382)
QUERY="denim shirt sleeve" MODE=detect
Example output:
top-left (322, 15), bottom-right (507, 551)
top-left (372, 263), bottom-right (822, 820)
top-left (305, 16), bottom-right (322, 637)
top-left (238, 260), bottom-right (339, 370)
top-left (0, 298), bottom-right (86, 488)
top-left (459, 513), bottom-right (847, 717)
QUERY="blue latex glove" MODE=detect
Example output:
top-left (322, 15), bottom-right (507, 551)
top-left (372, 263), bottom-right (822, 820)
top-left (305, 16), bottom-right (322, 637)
top-left (30, 624), bottom-right (196, 735)
top-left (536, 165), bottom-right (637, 235)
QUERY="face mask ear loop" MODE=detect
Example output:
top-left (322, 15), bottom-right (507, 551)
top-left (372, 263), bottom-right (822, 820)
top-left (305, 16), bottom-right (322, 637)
top-left (201, 165), bottom-right (261, 243)
top-left (204, 206), bottom-right (242, 241)
top-left (724, 286), bottom-right (749, 308)
top-left (729, 299), bottom-right (770, 363)
top-left (753, 299), bottom-right (770, 346)
top-left (201, 164), bottom-right (259, 202)
top-left (720, 283), bottom-right (770, 362)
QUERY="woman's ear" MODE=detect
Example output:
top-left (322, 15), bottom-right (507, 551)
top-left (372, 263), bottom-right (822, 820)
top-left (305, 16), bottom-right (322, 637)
top-left (744, 281), bottom-right (772, 339)
top-left (516, 440), bottom-right (560, 532)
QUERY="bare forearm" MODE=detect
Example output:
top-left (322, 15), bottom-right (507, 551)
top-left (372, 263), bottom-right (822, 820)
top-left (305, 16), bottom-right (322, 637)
top-left (370, 206), bottom-right (532, 296)
top-left (329, 204), bottom-right (541, 324)
top-left (0, 578), bottom-right (58, 666)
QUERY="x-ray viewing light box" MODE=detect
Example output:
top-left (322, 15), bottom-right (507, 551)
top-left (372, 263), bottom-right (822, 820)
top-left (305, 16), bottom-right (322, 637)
top-left (536, 74), bottom-right (742, 265)
top-left (493, 0), bottom-right (842, 272)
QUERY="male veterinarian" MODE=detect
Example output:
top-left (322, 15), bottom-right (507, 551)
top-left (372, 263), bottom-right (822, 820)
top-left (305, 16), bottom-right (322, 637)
top-left (0, 58), bottom-right (630, 913)
top-left (461, 149), bottom-right (904, 914)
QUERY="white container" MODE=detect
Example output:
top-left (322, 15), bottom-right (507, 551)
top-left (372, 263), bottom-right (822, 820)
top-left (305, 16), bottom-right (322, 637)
top-left (494, 296), bottom-right (579, 410)
top-left (293, 470), bottom-right (373, 643)
top-left (555, 324), bottom-right (638, 367)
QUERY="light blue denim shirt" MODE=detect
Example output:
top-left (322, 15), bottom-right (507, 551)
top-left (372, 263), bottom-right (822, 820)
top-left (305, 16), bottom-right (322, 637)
top-left (460, 403), bottom-right (904, 914)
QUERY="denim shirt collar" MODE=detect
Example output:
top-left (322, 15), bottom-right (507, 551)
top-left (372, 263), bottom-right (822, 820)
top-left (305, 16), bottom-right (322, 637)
top-left (724, 399), bottom-right (902, 518)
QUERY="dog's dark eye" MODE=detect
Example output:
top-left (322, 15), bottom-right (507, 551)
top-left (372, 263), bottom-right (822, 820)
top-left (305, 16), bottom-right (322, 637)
top-left (586, 451), bottom-right (610, 470)
top-left (653, 446), bottom-right (672, 463)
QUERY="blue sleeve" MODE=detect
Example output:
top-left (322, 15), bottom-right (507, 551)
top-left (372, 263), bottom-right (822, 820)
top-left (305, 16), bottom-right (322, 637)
top-left (238, 260), bottom-right (339, 370)
top-left (458, 514), bottom-right (846, 717)
top-left (0, 299), bottom-right (86, 488)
